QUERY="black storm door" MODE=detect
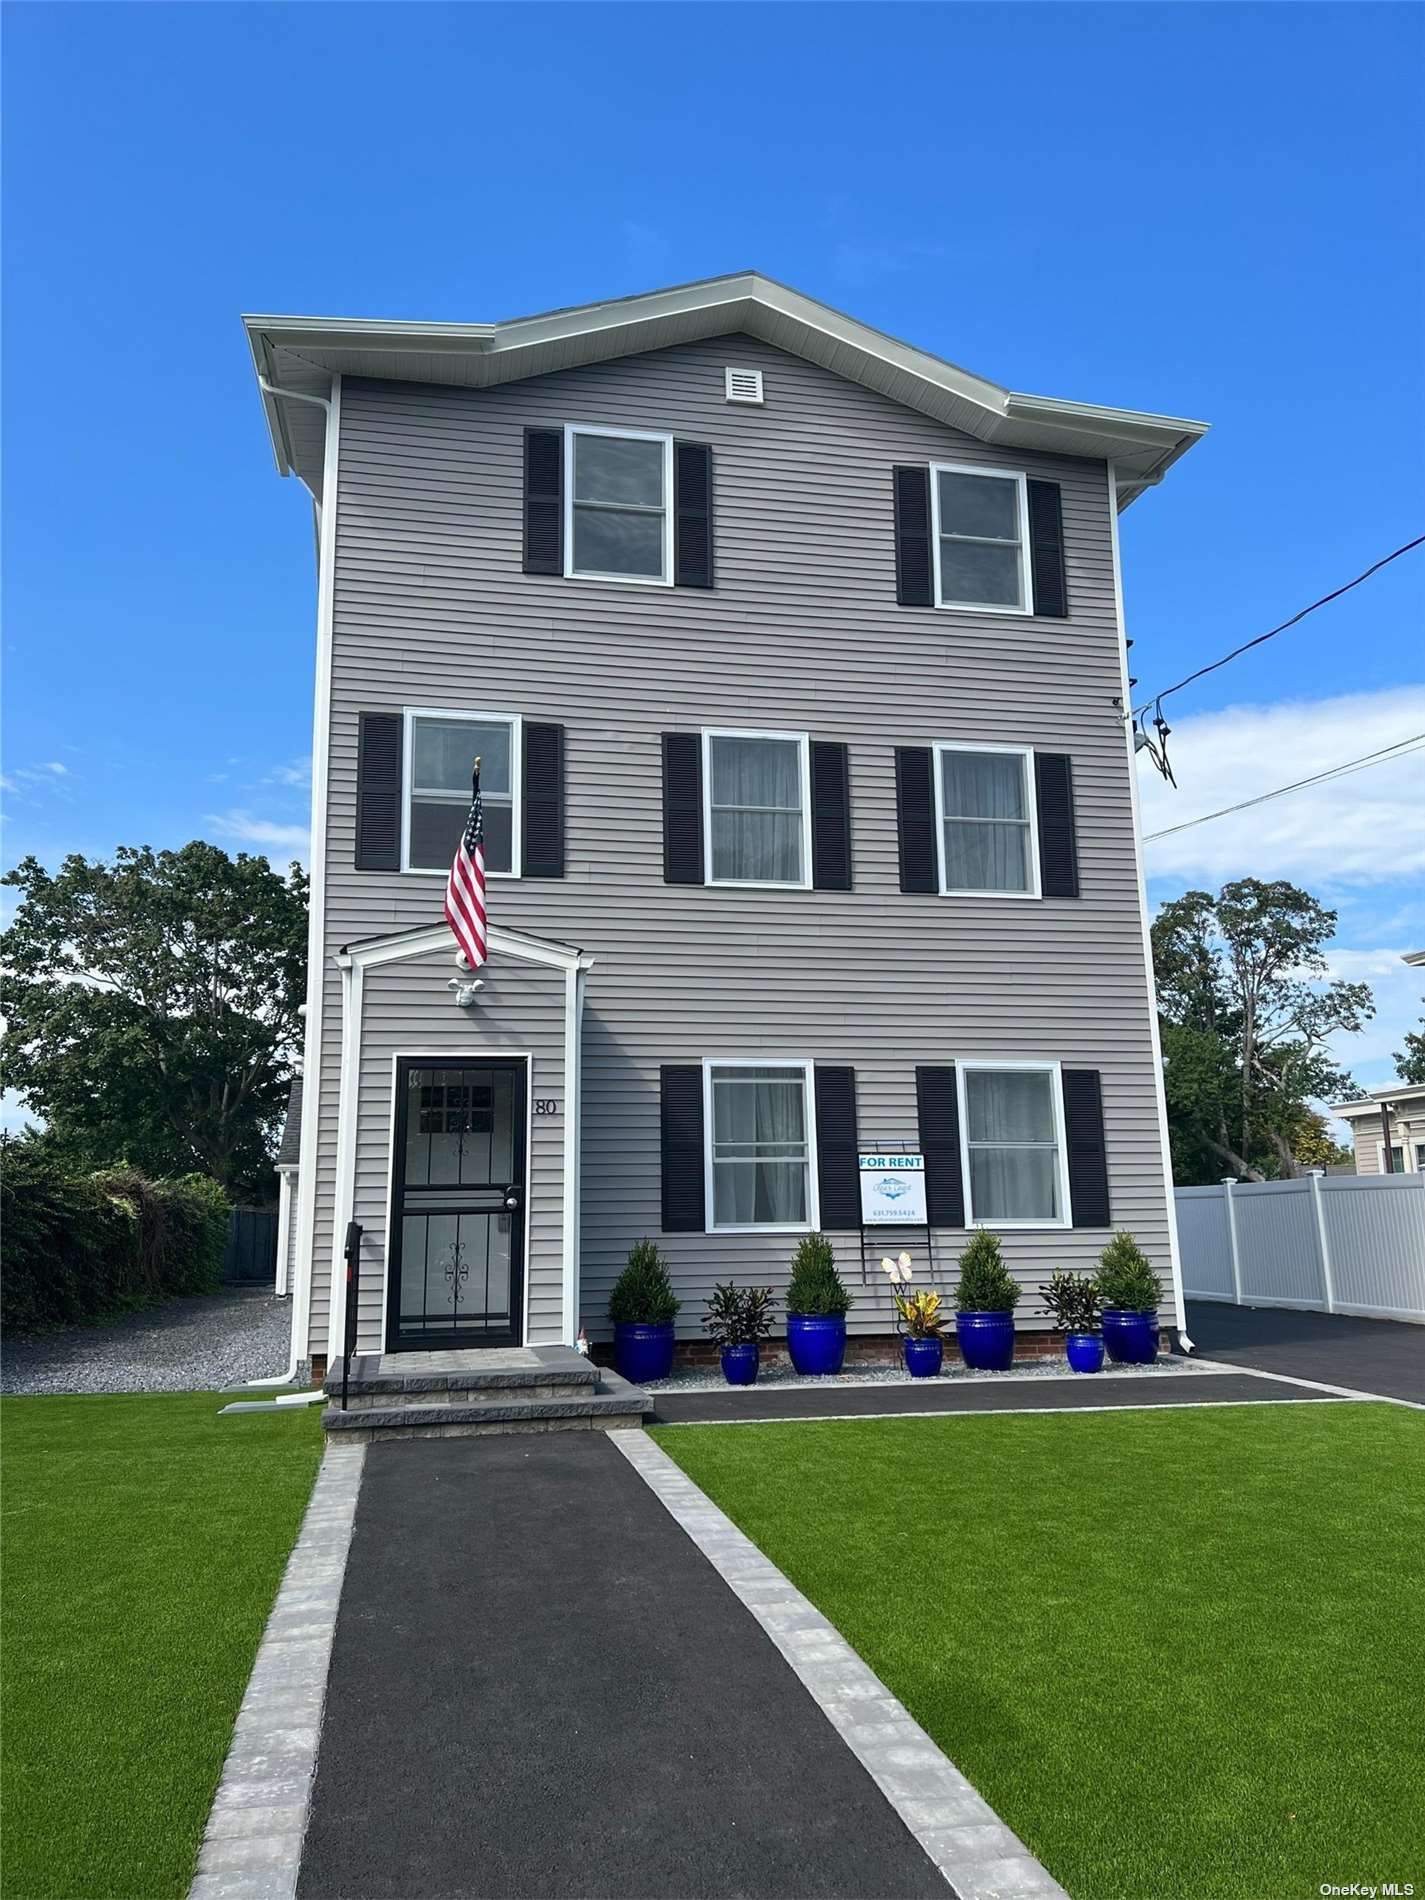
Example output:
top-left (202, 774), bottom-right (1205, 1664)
top-left (387, 1059), bottom-right (527, 1351)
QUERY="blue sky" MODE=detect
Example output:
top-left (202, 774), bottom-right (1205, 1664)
top-left (4, 2), bottom-right (1422, 1118)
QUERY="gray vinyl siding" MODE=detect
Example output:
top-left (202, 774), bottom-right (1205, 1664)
top-left (348, 945), bottom-right (567, 1351)
top-left (1351, 1114), bottom-right (1425, 1176)
top-left (304, 331), bottom-right (1171, 1345)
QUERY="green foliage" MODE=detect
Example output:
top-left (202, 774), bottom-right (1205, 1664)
top-left (0, 843), bottom-right (308, 1199)
top-left (954, 1230), bottom-right (1021, 1313)
top-left (703, 1282), bottom-right (777, 1348)
top-left (1039, 1270), bottom-right (1100, 1334)
top-left (0, 1140), bottom-right (231, 1331)
top-left (785, 1232), bottom-right (852, 1318)
top-left (1395, 1021), bottom-right (1425, 1086)
top-left (1152, 878), bottom-right (1373, 1185)
top-left (608, 1237), bottom-right (680, 1326)
top-left (894, 1287), bottom-right (947, 1339)
top-left (1096, 1232), bottom-right (1160, 1313)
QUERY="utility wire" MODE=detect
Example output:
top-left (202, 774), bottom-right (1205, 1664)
top-left (1132, 534), bottom-right (1425, 721)
top-left (1141, 733), bottom-right (1425, 843)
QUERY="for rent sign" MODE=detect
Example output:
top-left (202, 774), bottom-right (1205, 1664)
top-left (858, 1153), bottom-right (928, 1226)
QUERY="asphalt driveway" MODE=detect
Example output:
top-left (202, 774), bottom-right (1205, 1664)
top-left (1185, 1300), bottom-right (1424, 1405)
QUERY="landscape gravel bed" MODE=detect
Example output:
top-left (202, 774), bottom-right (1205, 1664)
top-left (1, 1290), bottom-right (292, 1396)
top-left (640, 1353), bottom-right (1211, 1393)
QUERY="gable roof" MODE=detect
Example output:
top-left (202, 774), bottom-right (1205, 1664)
top-left (1331, 1082), bottom-right (1425, 1117)
top-left (243, 270), bottom-right (1207, 509)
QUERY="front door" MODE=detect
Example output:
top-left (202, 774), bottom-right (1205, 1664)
top-left (387, 1058), bottom-right (527, 1351)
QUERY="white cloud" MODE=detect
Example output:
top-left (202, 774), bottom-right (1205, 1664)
top-left (1320, 946), bottom-right (1424, 1086)
top-left (207, 809), bottom-right (309, 860)
top-left (262, 758), bottom-right (312, 790)
top-left (1140, 685), bottom-right (1425, 887)
top-left (39, 761), bottom-right (68, 776)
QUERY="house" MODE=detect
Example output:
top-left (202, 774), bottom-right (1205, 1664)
top-left (1330, 1083), bottom-right (1425, 1176)
top-left (245, 272), bottom-right (1207, 1417)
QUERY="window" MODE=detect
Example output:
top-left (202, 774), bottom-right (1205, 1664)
top-left (1380, 1142), bottom-right (1406, 1173)
top-left (404, 710), bottom-right (519, 875)
top-left (958, 1063), bottom-right (1069, 1226)
top-left (704, 730), bottom-right (811, 887)
top-left (565, 425), bottom-right (672, 584)
top-left (1415, 1143), bottom-right (1425, 1173)
top-left (705, 1061), bottom-right (817, 1231)
top-left (935, 744), bottom-right (1038, 896)
top-left (930, 464), bottom-right (1030, 612)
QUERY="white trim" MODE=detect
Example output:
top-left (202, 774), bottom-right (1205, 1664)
top-left (955, 1059), bottom-right (1072, 1230)
top-left (274, 1167), bottom-right (294, 1299)
top-left (326, 956), bottom-right (365, 1361)
top-left (929, 462), bottom-right (1031, 615)
top-left (343, 920), bottom-right (586, 974)
top-left (1377, 1140), bottom-right (1410, 1174)
top-left (292, 374), bottom-right (341, 1372)
top-left (701, 728), bottom-right (814, 891)
top-left (701, 1056), bottom-right (820, 1234)
top-left (932, 741), bottom-right (1041, 899)
top-left (400, 706), bottom-right (523, 878)
top-left (377, 1050), bottom-right (535, 1351)
top-left (563, 423), bottom-right (674, 587)
top-left (1109, 462), bottom-right (1188, 1336)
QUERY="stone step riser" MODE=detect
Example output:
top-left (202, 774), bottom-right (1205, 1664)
top-left (327, 1410), bottom-right (647, 1444)
top-left (335, 1379), bottom-right (591, 1411)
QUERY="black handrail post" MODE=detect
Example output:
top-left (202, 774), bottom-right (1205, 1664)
top-left (341, 1221), bottom-right (363, 1411)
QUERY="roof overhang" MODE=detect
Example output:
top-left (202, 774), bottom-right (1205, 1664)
top-left (336, 920), bottom-right (591, 974)
top-left (1330, 1084), bottom-right (1425, 1118)
top-left (243, 270), bottom-right (1208, 508)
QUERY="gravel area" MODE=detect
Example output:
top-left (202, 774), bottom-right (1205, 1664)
top-left (1, 1290), bottom-right (293, 1396)
top-left (641, 1354), bottom-right (1210, 1393)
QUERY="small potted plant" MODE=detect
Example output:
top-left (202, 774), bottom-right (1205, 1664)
top-left (1039, 1269), bottom-right (1104, 1373)
top-left (882, 1251), bottom-right (946, 1377)
top-left (608, 1238), bottom-right (680, 1382)
top-left (703, 1282), bottom-right (777, 1385)
top-left (1096, 1232), bottom-right (1160, 1365)
top-left (953, 1230), bottom-right (1020, 1371)
top-left (785, 1232), bottom-right (852, 1375)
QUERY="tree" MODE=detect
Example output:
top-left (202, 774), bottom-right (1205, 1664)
top-left (1395, 1021), bottom-right (1425, 1085)
top-left (1, 843), bottom-right (307, 1199)
top-left (1152, 878), bottom-right (1372, 1184)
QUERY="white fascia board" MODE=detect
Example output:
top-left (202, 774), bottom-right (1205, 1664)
top-left (340, 920), bottom-right (584, 973)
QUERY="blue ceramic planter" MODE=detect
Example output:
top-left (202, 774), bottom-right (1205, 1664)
top-left (1102, 1309), bottom-right (1158, 1365)
top-left (720, 1343), bottom-right (760, 1386)
top-left (1065, 1331), bottom-right (1105, 1374)
top-left (613, 1321), bottom-right (676, 1383)
top-left (904, 1336), bottom-right (944, 1379)
top-left (786, 1315), bottom-right (847, 1376)
top-left (955, 1310), bottom-right (1015, 1371)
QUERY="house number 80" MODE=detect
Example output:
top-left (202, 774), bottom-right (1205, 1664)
top-left (534, 1098), bottom-right (559, 1116)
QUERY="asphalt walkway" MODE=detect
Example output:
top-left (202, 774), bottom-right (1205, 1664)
top-left (1185, 1300), bottom-right (1424, 1404)
top-left (296, 1434), bottom-right (949, 1900)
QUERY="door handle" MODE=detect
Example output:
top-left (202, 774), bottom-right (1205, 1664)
top-left (502, 1186), bottom-right (522, 1214)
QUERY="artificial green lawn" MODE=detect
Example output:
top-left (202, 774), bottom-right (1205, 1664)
top-left (654, 1404), bottom-right (1425, 1900)
top-left (2, 1393), bottom-right (323, 1900)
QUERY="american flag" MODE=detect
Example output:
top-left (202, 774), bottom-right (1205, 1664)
top-left (444, 761), bottom-right (487, 970)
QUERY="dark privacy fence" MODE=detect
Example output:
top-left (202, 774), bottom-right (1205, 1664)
top-left (221, 1207), bottom-right (280, 1284)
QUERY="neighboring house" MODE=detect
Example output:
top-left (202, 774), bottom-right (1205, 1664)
top-left (274, 1078), bottom-right (302, 1298)
top-left (244, 272), bottom-right (1208, 1376)
top-left (1331, 1084), bottom-right (1425, 1176)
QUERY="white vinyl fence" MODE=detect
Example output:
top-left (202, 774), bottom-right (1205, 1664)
top-left (1177, 1171), bottom-right (1425, 1323)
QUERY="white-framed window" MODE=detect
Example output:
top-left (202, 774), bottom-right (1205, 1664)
top-left (1378, 1142), bottom-right (1407, 1174)
top-left (564, 424), bottom-right (673, 585)
top-left (402, 708), bottom-right (521, 876)
top-left (1415, 1142), bottom-right (1425, 1173)
top-left (930, 463), bottom-right (1030, 614)
top-left (703, 1058), bottom-right (819, 1233)
top-left (934, 743), bottom-right (1040, 897)
top-left (702, 729), bottom-right (812, 888)
top-left (957, 1061), bottom-right (1070, 1228)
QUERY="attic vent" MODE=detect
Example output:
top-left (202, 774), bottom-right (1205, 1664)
top-left (724, 366), bottom-right (764, 405)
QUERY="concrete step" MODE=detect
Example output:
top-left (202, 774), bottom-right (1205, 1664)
top-left (325, 1344), bottom-right (598, 1408)
top-left (321, 1368), bottom-right (649, 1441)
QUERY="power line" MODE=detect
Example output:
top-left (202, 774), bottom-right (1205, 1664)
top-left (1132, 534), bottom-right (1425, 721)
top-left (1140, 733), bottom-right (1425, 843)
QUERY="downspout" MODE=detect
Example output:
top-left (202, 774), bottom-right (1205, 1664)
top-left (246, 374), bottom-right (340, 1389)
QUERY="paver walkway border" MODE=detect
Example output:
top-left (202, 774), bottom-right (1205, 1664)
top-left (189, 1443), bottom-right (365, 1900)
top-left (611, 1428), bottom-right (1068, 1900)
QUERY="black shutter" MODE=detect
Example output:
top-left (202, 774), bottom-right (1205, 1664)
top-left (355, 712), bottom-right (402, 871)
top-left (893, 465), bottom-right (934, 606)
top-left (523, 428), bottom-right (563, 575)
top-left (660, 1065), bottom-right (705, 1233)
top-left (522, 723), bottom-right (565, 878)
top-left (814, 1066), bottom-right (860, 1231)
top-left (674, 441), bottom-right (714, 589)
top-left (1034, 753), bottom-right (1080, 899)
top-left (810, 742), bottom-right (852, 892)
top-left (1027, 479), bottom-right (1068, 618)
top-left (915, 1066), bottom-right (965, 1228)
top-left (662, 734), bottom-right (704, 885)
top-left (1063, 1069), bottom-right (1111, 1228)
top-left (895, 747), bottom-right (937, 893)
